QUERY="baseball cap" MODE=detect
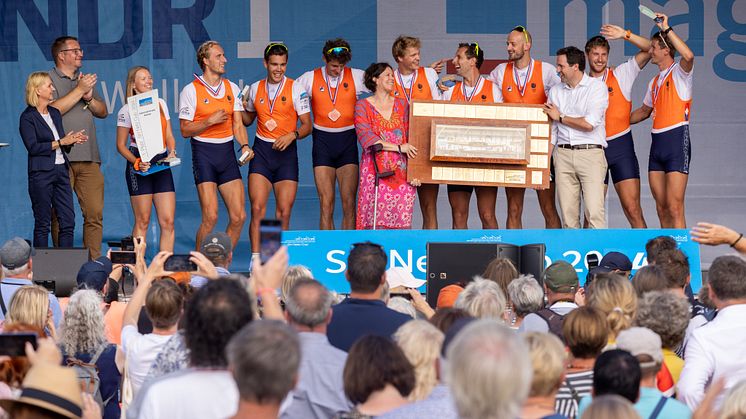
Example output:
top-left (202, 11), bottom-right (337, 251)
top-left (76, 256), bottom-right (113, 291)
top-left (543, 261), bottom-right (579, 293)
top-left (616, 327), bottom-right (663, 369)
top-left (599, 251), bottom-right (633, 272)
top-left (0, 237), bottom-right (34, 270)
top-left (386, 267), bottom-right (426, 290)
top-left (200, 231), bottom-right (233, 258)
top-left (437, 284), bottom-right (464, 308)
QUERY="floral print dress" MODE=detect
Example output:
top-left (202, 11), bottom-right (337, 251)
top-left (354, 97), bottom-right (416, 229)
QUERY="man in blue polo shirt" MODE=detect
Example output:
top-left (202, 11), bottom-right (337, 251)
top-left (0, 237), bottom-right (63, 327)
top-left (326, 242), bottom-right (411, 351)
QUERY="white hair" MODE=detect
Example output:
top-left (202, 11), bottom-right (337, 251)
top-left (447, 319), bottom-right (532, 419)
top-left (2, 263), bottom-right (30, 278)
top-left (454, 276), bottom-right (507, 320)
top-left (508, 274), bottom-right (545, 318)
top-left (388, 296), bottom-right (416, 318)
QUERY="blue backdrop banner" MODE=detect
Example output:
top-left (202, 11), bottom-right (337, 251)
top-left (282, 229), bottom-right (702, 293)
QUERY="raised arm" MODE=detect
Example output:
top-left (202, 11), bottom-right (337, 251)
top-left (656, 13), bottom-right (694, 72)
top-left (601, 24), bottom-right (652, 69)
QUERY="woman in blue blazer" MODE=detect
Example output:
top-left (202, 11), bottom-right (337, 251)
top-left (19, 72), bottom-right (87, 247)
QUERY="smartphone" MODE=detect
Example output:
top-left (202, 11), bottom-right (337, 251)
top-left (110, 251), bottom-right (136, 264)
top-left (260, 219), bottom-right (282, 264)
top-left (164, 254), bottom-right (197, 272)
top-left (0, 333), bottom-right (38, 357)
top-left (121, 236), bottom-right (135, 251)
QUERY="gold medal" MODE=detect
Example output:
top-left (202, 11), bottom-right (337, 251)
top-left (328, 108), bottom-right (341, 122)
top-left (265, 118), bottom-right (278, 131)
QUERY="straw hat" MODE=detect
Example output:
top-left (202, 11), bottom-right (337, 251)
top-left (0, 363), bottom-right (83, 418)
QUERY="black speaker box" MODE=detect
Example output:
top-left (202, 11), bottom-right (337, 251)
top-left (31, 247), bottom-right (88, 297)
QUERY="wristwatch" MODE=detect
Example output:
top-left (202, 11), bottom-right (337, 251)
top-left (293, 130), bottom-right (299, 140)
top-left (559, 113), bottom-right (566, 123)
top-left (662, 27), bottom-right (673, 35)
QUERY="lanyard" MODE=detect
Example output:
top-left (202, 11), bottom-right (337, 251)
top-left (513, 59), bottom-right (534, 96)
top-left (193, 73), bottom-right (223, 96)
top-left (265, 76), bottom-right (286, 115)
top-left (396, 69), bottom-right (417, 104)
top-left (462, 76), bottom-right (483, 102)
top-left (652, 62), bottom-right (676, 105)
top-left (324, 68), bottom-right (342, 105)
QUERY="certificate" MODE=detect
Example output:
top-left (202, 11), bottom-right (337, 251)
top-left (128, 89), bottom-right (166, 162)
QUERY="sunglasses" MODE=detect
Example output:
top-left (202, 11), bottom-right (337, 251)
top-left (264, 42), bottom-right (288, 55)
top-left (469, 42), bottom-right (480, 57)
top-left (657, 32), bottom-right (670, 50)
top-left (513, 25), bottom-right (530, 44)
top-left (326, 46), bottom-right (349, 55)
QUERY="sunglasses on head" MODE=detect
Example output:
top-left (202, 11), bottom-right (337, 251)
top-left (468, 42), bottom-right (480, 57)
top-left (513, 25), bottom-right (530, 44)
top-left (264, 42), bottom-right (288, 55)
top-left (326, 46), bottom-right (349, 55)
top-left (657, 32), bottom-right (670, 50)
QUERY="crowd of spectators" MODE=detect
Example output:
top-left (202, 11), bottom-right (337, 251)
top-left (0, 221), bottom-right (743, 418)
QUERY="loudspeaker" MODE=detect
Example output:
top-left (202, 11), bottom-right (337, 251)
top-left (31, 248), bottom-right (88, 297)
top-left (425, 242), bottom-right (546, 307)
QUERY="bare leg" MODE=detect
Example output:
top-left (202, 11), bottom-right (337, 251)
top-left (195, 182), bottom-right (219, 249)
top-left (336, 164), bottom-right (359, 230)
top-left (475, 186), bottom-right (498, 229)
top-left (418, 184), bottom-right (440, 229)
top-left (273, 180), bottom-right (298, 229)
top-left (314, 166), bottom-right (337, 230)
top-left (152, 191), bottom-right (176, 252)
top-left (505, 187), bottom-right (525, 229)
top-left (665, 172), bottom-right (689, 228)
top-left (217, 179), bottom-right (247, 249)
top-left (448, 189), bottom-right (471, 229)
top-left (614, 178), bottom-right (647, 228)
top-left (249, 174), bottom-right (274, 253)
top-left (648, 171), bottom-right (670, 228)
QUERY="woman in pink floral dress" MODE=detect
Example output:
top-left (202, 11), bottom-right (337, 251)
top-left (354, 63), bottom-right (419, 229)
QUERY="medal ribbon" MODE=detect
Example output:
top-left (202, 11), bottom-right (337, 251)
top-left (396, 69), bottom-right (417, 104)
top-left (651, 62), bottom-right (676, 105)
top-left (514, 59), bottom-right (534, 96)
top-left (324, 68), bottom-right (342, 105)
top-left (265, 76), bottom-right (286, 115)
top-left (462, 76), bottom-right (483, 102)
top-left (193, 73), bottom-right (223, 96)
top-left (602, 68), bottom-right (609, 83)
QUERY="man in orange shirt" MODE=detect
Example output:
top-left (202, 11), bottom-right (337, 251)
top-left (243, 43), bottom-right (312, 256)
top-left (178, 41), bottom-right (252, 249)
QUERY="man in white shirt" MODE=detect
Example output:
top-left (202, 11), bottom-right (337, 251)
top-left (678, 255), bottom-right (746, 410)
top-left (543, 46), bottom-right (609, 229)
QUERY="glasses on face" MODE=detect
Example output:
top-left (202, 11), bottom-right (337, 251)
top-left (264, 42), bottom-right (288, 55)
top-left (513, 25), bottom-right (530, 44)
top-left (326, 46), bottom-right (349, 55)
top-left (61, 48), bottom-right (83, 55)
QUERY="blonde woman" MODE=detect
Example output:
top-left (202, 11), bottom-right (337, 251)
top-left (521, 332), bottom-right (567, 419)
top-left (580, 395), bottom-right (640, 419)
top-left (116, 66), bottom-right (177, 251)
top-left (587, 273), bottom-right (637, 343)
top-left (19, 72), bottom-right (86, 247)
top-left (393, 320), bottom-right (444, 401)
top-left (5, 285), bottom-right (55, 339)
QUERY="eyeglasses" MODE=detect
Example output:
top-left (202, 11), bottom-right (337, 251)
top-left (326, 46), bottom-right (349, 55)
top-left (513, 26), bottom-right (530, 44)
top-left (61, 48), bottom-right (83, 55)
top-left (264, 42), bottom-right (288, 55)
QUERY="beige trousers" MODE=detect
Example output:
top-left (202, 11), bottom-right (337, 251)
top-left (554, 147), bottom-right (607, 229)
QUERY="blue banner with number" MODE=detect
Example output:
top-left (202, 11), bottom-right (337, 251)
top-left (282, 229), bottom-right (701, 293)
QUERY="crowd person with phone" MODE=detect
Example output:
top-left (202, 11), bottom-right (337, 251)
top-left (116, 66), bottom-right (177, 252)
top-left (20, 71), bottom-right (87, 249)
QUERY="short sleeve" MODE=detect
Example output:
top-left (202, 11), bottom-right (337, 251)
top-left (543, 62), bottom-right (561, 92)
top-left (158, 98), bottom-right (171, 121)
top-left (643, 78), bottom-right (654, 107)
top-left (296, 70), bottom-right (315, 98)
top-left (489, 64), bottom-right (506, 103)
top-left (178, 84), bottom-right (196, 121)
top-left (672, 62), bottom-right (693, 101)
top-left (292, 82), bottom-right (311, 115)
top-left (229, 82), bottom-right (243, 112)
top-left (423, 67), bottom-right (441, 100)
top-left (117, 105), bottom-right (131, 128)
top-left (121, 324), bottom-right (140, 351)
top-left (613, 57), bottom-right (642, 100)
top-left (244, 82), bottom-right (259, 112)
top-left (351, 68), bottom-right (369, 96)
top-left (441, 85), bottom-right (455, 101)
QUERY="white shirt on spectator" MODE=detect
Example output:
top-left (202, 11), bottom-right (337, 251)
top-left (136, 369), bottom-right (238, 419)
top-left (121, 325), bottom-right (173, 397)
top-left (548, 73), bottom-right (608, 147)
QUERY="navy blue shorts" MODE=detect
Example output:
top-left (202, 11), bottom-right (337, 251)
top-left (249, 137), bottom-right (299, 183)
top-left (125, 148), bottom-right (175, 196)
top-left (648, 125), bottom-right (691, 174)
top-left (604, 131), bottom-right (641, 184)
top-left (191, 140), bottom-right (242, 185)
top-left (312, 128), bottom-right (359, 168)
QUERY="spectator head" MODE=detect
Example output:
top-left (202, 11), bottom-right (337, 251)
top-left (145, 278), bottom-right (184, 330)
top-left (58, 289), bottom-right (107, 356)
top-left (707, 255), bottom-right (746, 305)
top-left (284, 279), bottom-right (333, 329)
top-left (645, 236), bottom-right (677, 264)
top-left (322, 38), bottom-right (352, 65)
top-left (542, 261), bottom-right (579, 301)
top-left (25, 72), bottom-right (54, 108)
top-left (6, 286), bottom-right (48, 332)
top-left (200, 231), bottom-right (233, 269)
top-left (0, 362), bottom-right (84, 419)
top-left (363, 63), bottom-right (394, 93)
top-left (429, 307), bottom-right (471, 334)
top-left (391, 35), bottom-right (421, 62)
top-left (587, 274), bottom-right (637, 340)
top-left (655, 248), bottom-right (690, 290)
top-left (580, 394), bottom-right (640, 419)
top-left (597, 252), bottom-right (633, 279)
top-left (482, 258), bottom-right (518, 300)
top-left (563, 306), bottom-right (608, 359)
top-left (447, 319), bottom-right (531, 419)
top-left (387, 297), bottom-right (416, 319)
top-left (385, 267), bottom-right (426, 293)
top-left (0, 237), bottom-right (33, 278)
top-left (592, 349), bottom-right (641, 403)
top-left (346, 242), bottom-right (387, 294)
top-left (394, 320), bottom-right (445, 401)
top-left (436, 284), bottom-right (464, 309)
top-left (523, 332), bottom-right (566, 398)
top-left (76, 256), bottom-right (113, 292)
top-left (507, 274), bottom-right (544, 319)
top-left (697, 282), bottom-right (716, 310)
top-left (631, 265), bottom-right (668, 296)
top-left (635, 291), bottom-right (689, 350)
top-left (280, 265), bottom-right (313, 303)
top-left (184, 278), bottom-right (254, 368)
top-left (0, 323), bottom-right (44, 388)
top-left (343, 335), bottom-right (415, 405)
top-left (720, 380), bottom-right (746, 419)
top-left (227, 320), bottom-right (300, 406)
top-left (454, 277), bottom-right (507, 320)
top-left (616, 327), bottom-right (663, 378)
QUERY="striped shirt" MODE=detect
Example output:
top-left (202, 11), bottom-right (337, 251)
top-left (555, 370), bottom-right (594, 419)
